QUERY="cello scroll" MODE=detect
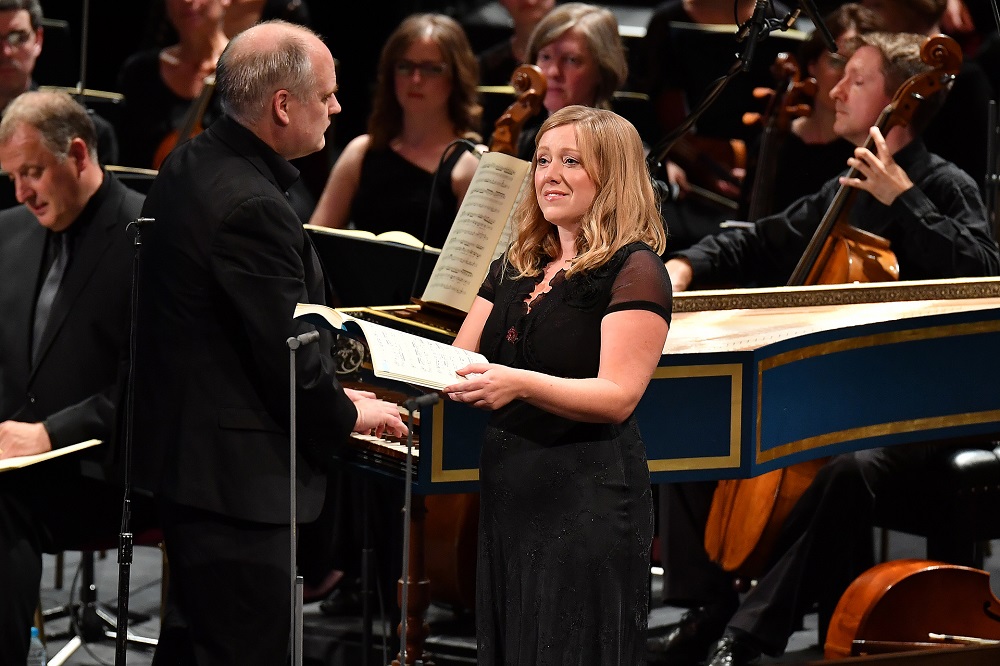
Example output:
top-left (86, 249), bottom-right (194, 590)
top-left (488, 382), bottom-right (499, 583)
top-left (488, 64), bottom-right (546, 156)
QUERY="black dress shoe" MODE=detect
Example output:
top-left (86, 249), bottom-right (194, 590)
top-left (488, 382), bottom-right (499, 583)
top-left (646, 607), bottom-right (728, 665)
top-left (704, 633), bottom-right (761, 666)
top-left (319, 579), bottom-right (363, 616)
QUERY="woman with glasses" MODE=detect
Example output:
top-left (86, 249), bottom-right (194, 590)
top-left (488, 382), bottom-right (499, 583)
top-left (308, 13), bottom-right (482, 249)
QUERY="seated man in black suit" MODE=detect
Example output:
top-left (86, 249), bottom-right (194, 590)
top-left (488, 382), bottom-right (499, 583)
top-left (0, 90), bottom-right (150, 664)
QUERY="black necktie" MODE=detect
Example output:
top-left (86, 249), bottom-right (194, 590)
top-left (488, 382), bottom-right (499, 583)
top-left (33, 233), bottom-right (68, 362)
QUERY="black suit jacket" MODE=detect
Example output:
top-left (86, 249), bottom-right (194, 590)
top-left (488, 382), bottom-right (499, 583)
top-left (0, 174), bottom-right (144, 475)
top-left (134, 116), bottom-right (357, 524)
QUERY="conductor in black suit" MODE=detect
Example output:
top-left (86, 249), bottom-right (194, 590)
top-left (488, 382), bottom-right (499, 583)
top-left (0, 90), bottom-right (148, 663)
top-left (133, 20), bottom-right (407, 664)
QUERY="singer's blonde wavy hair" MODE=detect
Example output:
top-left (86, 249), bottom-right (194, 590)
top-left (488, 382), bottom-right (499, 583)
top-left (504, 105), bottom-right (665, 278)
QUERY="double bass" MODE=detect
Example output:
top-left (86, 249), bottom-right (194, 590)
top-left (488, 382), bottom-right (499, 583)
top-left (825, 559), bottom-right (1000, 659)
top-left (704, 35), bottom-right (964, 579)
top-left (423, 64), bottom-right (546, 610)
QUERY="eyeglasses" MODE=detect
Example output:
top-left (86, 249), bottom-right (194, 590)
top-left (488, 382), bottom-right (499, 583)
top-left (0, 30), bottom-right (33, 48)
top-left (395, 60), bottom-right (449, 78)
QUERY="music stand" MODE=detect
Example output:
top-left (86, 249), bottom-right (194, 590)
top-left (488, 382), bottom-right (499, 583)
top-left (305, 226), bottom-right (440, 308)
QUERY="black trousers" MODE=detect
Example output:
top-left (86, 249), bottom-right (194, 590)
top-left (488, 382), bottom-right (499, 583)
top-left (153, 499), bottom-right (298, 666)
top-left (0, 466), bottom-right (145, 664)
top-left (659, 443), bottom-right (957, 656)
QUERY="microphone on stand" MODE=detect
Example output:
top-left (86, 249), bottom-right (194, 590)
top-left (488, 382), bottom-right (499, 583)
top-left (285, 327), bottom-right (323, 666)
top-left (403, 392), bottom-right (442, 412)
top-left (738, 0), bottom-right (774, 72)
top-left (398, 391), bottom-right (439, 665)
top-left (288, 330), bottom-right (320, 349)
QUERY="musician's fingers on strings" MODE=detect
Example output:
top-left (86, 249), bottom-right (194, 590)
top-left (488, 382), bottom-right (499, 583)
top-left (869, 126), bottom-right (891, 158)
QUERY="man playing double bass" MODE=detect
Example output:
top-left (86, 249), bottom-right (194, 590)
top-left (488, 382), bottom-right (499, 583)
top-left (649, 32), bottom-right (1000, 666)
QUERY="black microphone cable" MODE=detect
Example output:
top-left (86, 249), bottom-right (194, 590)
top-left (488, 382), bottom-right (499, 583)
top-left (410, 138), bottom-right (481, 302)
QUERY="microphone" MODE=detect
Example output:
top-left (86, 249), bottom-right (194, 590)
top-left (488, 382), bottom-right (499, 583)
top-left (739, 0), bottom-right (772, 72)
top-left (126, 216), bottom-right (155, 239)
top-left (403, 392), bottom-right (441, 412)
top-left (286, 330), bottom-right (320, 350)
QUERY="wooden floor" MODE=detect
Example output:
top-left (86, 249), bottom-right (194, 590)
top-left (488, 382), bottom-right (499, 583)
top-left (37, 532), bottom-right (1000, 665)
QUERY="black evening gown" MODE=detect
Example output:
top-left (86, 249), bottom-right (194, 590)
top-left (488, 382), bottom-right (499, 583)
top-left (474, 242), bottom-right (673, 665)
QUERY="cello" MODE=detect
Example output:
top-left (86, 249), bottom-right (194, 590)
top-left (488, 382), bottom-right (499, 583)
top-left (422, 63), bottom-right (546, 610)
top-left (703, 35), bottom-right (964, 579)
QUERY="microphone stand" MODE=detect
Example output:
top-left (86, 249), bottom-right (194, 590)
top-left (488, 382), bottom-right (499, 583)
top-left (797, 0), bottom-right (837, 53)
top-left (115, 216), bottom-right (154, 665)
top-left (397, 392), bottom-right (439, 666)
top-left (286, 330), bottom-right (321, 666)
top-left (989, 2), bottom-right (1000, 239)
top-left (988, 101), bottom-right (999, 240)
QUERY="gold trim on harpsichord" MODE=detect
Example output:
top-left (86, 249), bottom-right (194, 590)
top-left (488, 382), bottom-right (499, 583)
top-left (760, 319), bottom-right (1000, 372)
top-left (753, 318), bottom-right (1000, 464)
top-left (342, 305), bottom-right (458, 337)
top-left (430, 400), bottom-right (479, 483)
top-left (756, 410), bottom-right (1000, 465)
top-left (647, 364), bottom-right (743, 472)
top-left (673, 277), bottom-right (1000, 313)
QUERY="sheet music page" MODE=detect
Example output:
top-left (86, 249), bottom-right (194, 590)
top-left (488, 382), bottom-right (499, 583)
top-left (0, 439), bottom-right (102, 472)
top-left (293, 303), bottom-right (487, 390)
top-left (349, 318), bottom-right (487, 390)
top-left (420, 151), bottom-right (531, 313)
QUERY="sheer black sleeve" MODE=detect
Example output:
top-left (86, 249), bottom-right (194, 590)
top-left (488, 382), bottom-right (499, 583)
top-left (607, 246), bottom-right (673, 325)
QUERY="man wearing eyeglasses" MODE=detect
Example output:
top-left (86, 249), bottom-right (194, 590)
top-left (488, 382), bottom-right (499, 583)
top-left (0, 0), bottom-right (118, 209)
top-left (0, 0), bottom-right (40, 110)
